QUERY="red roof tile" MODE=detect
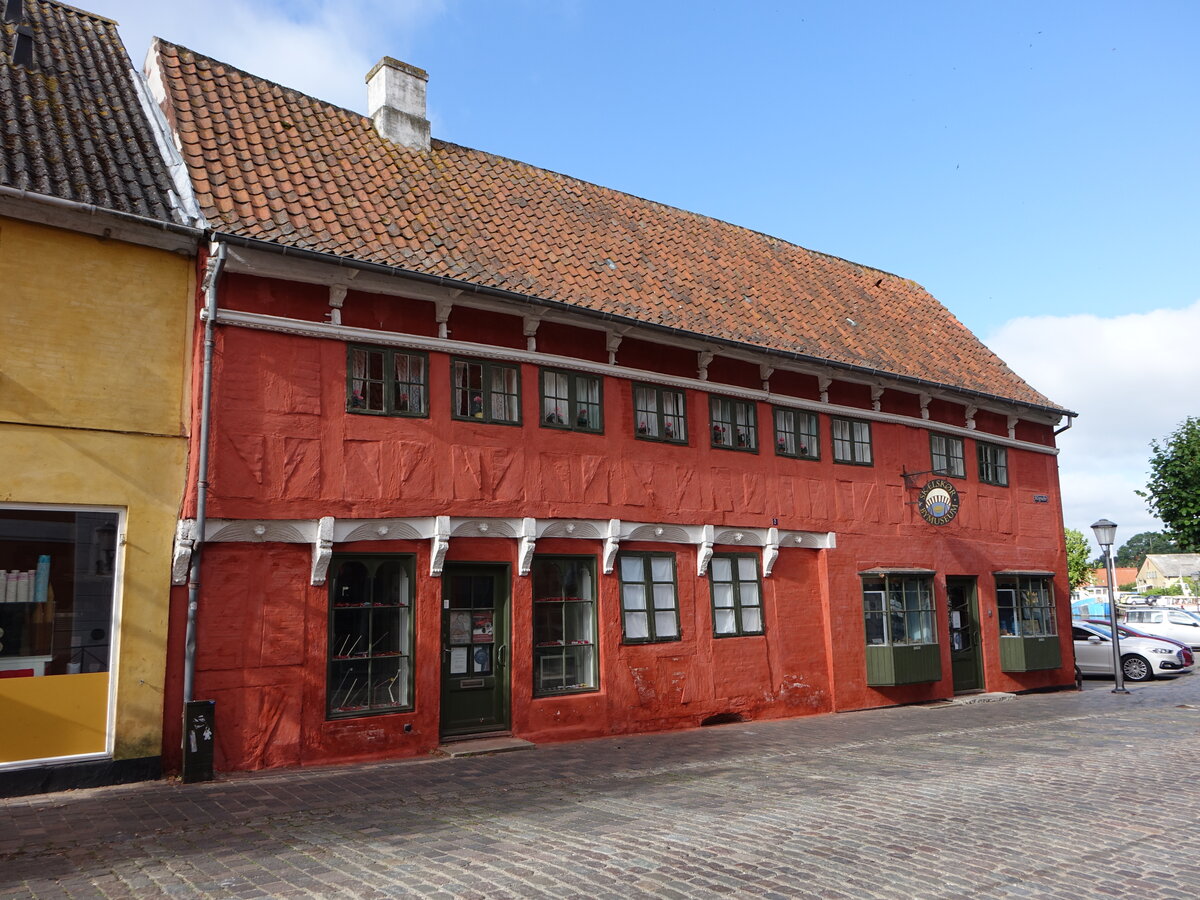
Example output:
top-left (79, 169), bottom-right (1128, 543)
top-left (152, 40), bottom-right (1063, 412)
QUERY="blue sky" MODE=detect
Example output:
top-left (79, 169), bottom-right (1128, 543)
top-left (104, 0), bottom-right (1199, 555)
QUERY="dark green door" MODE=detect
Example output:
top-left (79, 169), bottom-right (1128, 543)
top-left (441, 565), bottom-right (510, 737)
top-left (947, 577), bottom-right (982, 692)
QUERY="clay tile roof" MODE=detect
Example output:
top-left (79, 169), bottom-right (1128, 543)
top-left (1, 0), bottom-right (180, 221)
top-left (153, 40), bottom-right (1065, 412)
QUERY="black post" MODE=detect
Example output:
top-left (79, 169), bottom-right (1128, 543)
top-left (182, 699), bottom-right (216, 784)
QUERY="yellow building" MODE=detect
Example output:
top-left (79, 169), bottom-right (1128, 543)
top-left (0, 1), bottom-right (200, 794)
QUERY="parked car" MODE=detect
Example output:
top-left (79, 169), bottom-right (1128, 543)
top-left (1071, 621), bottom-right (1193, 682)
top-left (1083, 618), bottom-right (1196, 663)
top-left (1120, 606), bottom-right (1200, 650)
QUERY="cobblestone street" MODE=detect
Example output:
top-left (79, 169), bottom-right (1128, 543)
top-left (4, 676), bottom-right (1199, 899)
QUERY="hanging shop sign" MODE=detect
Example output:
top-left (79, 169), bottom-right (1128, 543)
top-left (918, 479), bottom-right (960, 526)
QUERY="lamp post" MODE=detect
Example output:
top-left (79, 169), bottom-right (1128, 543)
top-left (1091, 518), bottom-right (1128, 693)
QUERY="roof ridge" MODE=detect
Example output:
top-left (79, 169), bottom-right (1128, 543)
top-left (32, 0), bottom-right (118, 27)
top-left (156, 38), bottom-right (916, 287)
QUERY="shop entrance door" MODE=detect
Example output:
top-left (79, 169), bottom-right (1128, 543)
top-left (440, 564), bottom-right (510, 738)
top-left (947, 577), bottom-right (982, 693)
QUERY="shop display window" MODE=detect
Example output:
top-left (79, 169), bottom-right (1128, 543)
top-left (531, 556), bottom-right (598, 696)
top-left (327, 556), bottom-right (415, 717)
top-left (996, 575), bottom-right (1056, 637)
top-left (0, 507), bottom-right (117, 679)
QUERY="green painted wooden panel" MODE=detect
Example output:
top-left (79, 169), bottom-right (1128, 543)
top-left (999, 635), bottom-right (1061, 672)
top-left (865, 644), bottom-right (941, 686)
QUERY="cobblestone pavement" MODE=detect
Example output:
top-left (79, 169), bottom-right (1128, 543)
top-left (4, 676), bottom-right (1200, 899)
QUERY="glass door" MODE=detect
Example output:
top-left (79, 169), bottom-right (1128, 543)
top-left (947, 577), bottom-right (982, 692)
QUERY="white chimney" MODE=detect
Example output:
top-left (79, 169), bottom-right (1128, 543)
top-left (366, 57), bottom-right (430, 151)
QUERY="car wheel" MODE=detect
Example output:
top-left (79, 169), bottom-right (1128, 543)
top-left (1121, 655), bottom-right (1153, 682)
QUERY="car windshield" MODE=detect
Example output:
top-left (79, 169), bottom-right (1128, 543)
top-left (1084, 623), bottom-right (1112, 638)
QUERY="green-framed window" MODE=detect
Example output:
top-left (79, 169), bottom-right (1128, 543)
top-left (327, 555), bottom-right (415, 718)
top-left (452, 358), bottom-right (520, 424)
top-left (347, 346), bottom-right (428, 416)
top-left (862, 574), bottom-right (936, 646)
top-left (540, 369), bottom-right (603, 433)
top-left (996, 575), bottom-right (1056, 637)
top-left (832, 417), bottom-right (872, 465)
top-left (531, 556), bottom-right (598, 695)
top-left (978, 442), bottom-right (1009, 486)
top-left (633, 383), bottom-right (687, 444)
top-left (773, 407), bottom-right (819, 459)
top-left (618, 552), bottom-right (680, 642)
top-left (709, 554), bottom-right (764, 636)
top-left (710, 396), bottom-right (758, 451)
top-left (930, 433), bottom-right (965, 478)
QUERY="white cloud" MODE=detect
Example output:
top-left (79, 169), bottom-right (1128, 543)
top-left (985, 298), bottom-right (1200, 555)
top-left (98, 0), bottom-right (444, 112)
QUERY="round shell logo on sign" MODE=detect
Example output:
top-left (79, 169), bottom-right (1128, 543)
top-left (919, 479), bottom-right (960, 526)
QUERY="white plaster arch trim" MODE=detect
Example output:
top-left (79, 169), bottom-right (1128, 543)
top-left (214, 309), bottom-right (1064, 454)
top-left (193, 515), bottom-right (837, 583)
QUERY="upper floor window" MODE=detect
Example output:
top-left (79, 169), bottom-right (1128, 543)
top-left (710, 397), bottom-right (758, 451)
top-left (996, 575), bottom-right (1056, 638)
top-left (832, 417), bottom-right (872, 465)
top-left (773, 408), bottom-right (819, 459)
top-left (452, 358), bottom-right (520, 425)
top-left (531, 556), bottom-right (598, 696)
top-left (540, 369), bottom-right (602, 433)
top-left (978, 442), bottom-right (1009, 486)
top-left (618, 552), bottom-right (680, 642)
top-left (862, 574), bottom-right (936, 646)
top-left (709, 554), bottom-right (764, 636)
top-left (633, 384), bottom-right (687, 444)
top-left (930, 433), bottom-right (965, 478)
top-left (347, 346), bottom-right (428, 416)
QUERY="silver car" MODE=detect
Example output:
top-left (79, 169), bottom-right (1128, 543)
top-left (1072, 620), bottom-right (1194, 682)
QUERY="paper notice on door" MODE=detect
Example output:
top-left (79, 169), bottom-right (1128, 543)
top-left (450, 646), bottom-right (468, 674)
top-left (449, 611), bottom-right (471, 644)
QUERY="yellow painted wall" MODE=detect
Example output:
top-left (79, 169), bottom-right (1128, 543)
top-left (0, 215), bottom-right (194, 764)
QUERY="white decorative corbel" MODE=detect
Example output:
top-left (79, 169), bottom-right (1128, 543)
top-left (171, 519), bottom-right (197, 585)
top-left (697, 350), bottom-right (714, 381)
top-left (430, 515), bottom-right (451, 576)
top-left (606, 331), bottom-right (623, 366)
top-left (1007, 415), bottom-right (1019, 439)
top-left (435, 298), bottom-right (454, 340)
top-left (523, 314), bottom-right (544, 352)
top-left (871, 386), bottom-right (884, 412)
top-left (311, 516), bottom-right (335, 585)
top-left (327, 284), bottom-right (347, 326)
top-left (818, 376), bottom-right (832, 404)
top-left (759, 364), bottom-right (774, 392)
top-left (603, 518), bottom-right (622, 574)
top-left (919, 393), bottom-right (932, 420)
top-left (965, 405), bottom-right (978, 431)
top-left (696, 524), bottom-right (715, 576)
top-left (518, 517), bottom-right (537, 576)
top-left (763, 527), bottom-right (780, 577)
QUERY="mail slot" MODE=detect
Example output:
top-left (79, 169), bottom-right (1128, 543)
top-left (458, 678), bottom-right (485, 689)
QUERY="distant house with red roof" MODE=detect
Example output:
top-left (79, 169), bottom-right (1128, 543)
top-left (147, 41), bottom-right (1077, 774)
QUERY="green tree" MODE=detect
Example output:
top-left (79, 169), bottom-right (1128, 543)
top-left (1065, 528), bottom-right (1093, 591)
top-left (1138, 417), bottom-right (1200, 551)
top-left (1113, 531), bottom-right (1179, 568)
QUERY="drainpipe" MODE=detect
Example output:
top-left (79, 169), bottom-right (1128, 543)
top-left (183, 240), bottom-right (227, 704)
top-left (1054, 413), bottom-right (1075, 436)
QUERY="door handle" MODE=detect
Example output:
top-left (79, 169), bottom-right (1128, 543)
top-left (497, 644), bottom-right (507, 667)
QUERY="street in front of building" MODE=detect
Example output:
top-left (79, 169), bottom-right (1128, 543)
top-left (3, 675), bottom-right (1198, 899)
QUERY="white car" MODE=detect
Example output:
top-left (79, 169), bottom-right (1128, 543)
top-left (1071, 621), bottom-right (1194, 682)
top-left (1121, 607), bottom-right (1200, 650)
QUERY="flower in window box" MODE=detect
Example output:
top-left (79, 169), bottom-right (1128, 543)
top-left (576, 408), bottom-right (589, 427)
top-left (798, 443), bottom-right (808, 455)
top-left (712, 424), bottom-right (726, 443)
top-left (545, 406), bottom-right (564, 425)
top-left (776, 438), bottom-right (788, 453)
top-left (664, 420), bottom-right (675, 438)
top-left (471, 394), bottom-right (484, 418)
top-left (350, 388), bottom-right (365, 408)
top-left (637, 420), bottom-right (649, 435)
top-left (396, 391), bottom-right (409, 412)
top-left (736, 429), bottom-right (748, 447)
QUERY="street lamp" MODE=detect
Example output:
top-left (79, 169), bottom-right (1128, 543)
top-left (1091, 518), bottom-right (1128, 693)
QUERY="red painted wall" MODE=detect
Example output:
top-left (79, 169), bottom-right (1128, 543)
top-left (165, 272), bottom-right (1071, 773)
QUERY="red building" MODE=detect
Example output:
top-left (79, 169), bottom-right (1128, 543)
top-left (152, 45), bottom-right (1076, 773)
